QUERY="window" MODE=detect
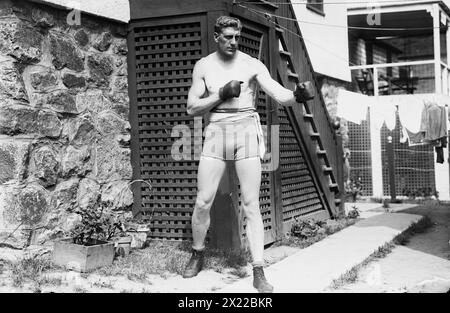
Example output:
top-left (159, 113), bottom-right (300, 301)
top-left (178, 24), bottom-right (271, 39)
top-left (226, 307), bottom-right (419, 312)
top-left (307, 0), bottom-right (325, 16)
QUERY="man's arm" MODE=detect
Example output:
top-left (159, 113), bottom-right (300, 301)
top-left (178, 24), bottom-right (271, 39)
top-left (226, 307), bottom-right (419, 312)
top-left (254, 60), bottom-right (297, 106)
top-left (186, 59), bottom-right (222, 116)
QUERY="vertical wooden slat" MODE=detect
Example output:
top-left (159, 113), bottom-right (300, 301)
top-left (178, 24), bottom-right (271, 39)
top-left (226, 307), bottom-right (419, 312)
top-left (128, 25), bottom-right (143, 218)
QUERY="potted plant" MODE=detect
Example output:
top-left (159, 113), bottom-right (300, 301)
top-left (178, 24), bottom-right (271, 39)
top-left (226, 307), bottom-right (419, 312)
top-left (52, 202), bottom-right (127, 272)
top-left (345, 176), bottom-right (363, 202)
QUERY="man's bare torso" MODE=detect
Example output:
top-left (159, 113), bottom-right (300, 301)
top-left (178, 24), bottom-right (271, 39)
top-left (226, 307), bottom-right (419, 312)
top-left (200, 51), bottom-right (261, 112)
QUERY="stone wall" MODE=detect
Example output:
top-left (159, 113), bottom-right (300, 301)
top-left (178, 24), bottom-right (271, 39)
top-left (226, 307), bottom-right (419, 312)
top-left (0, 0), bottom-right (132, 249)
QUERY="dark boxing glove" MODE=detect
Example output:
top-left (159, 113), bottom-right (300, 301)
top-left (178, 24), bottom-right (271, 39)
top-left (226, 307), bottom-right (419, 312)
top-left (219, 80), bottom-right (243, 101)
top-left (293, 81), bottom-right (315, 103)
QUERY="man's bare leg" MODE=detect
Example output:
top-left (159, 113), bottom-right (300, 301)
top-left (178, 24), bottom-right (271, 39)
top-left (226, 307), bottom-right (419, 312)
top-left (235, 157), bottom-right (273, 292)
top-left (183, 156), bottom-right (227, 278)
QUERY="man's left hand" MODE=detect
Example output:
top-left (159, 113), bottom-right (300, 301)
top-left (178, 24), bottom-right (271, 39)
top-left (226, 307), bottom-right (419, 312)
top-left (293, 81), bottom-right (314, 103)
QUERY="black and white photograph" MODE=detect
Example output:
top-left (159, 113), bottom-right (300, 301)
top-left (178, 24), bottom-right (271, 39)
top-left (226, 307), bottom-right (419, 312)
top-left (0, 0), bottom-right (449, 299)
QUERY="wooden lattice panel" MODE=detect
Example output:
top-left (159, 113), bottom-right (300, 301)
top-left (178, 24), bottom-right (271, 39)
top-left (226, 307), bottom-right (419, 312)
top-left (278, 107), bottom-right (325, 223)
top-left (133, 18), bottom-right (206, 240)
top-left (236, 23), bottom-right (276, 244)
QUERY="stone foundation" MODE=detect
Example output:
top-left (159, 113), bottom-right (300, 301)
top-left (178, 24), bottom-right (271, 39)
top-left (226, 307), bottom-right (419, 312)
top-left (0, 0), bottom-right (131, 249)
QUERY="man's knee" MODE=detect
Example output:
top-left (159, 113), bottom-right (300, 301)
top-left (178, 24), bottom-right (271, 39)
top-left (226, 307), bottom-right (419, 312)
top-left (194, 194), bottom-right (214, 213)
top-left (241, 198), bottom-right (261, 218)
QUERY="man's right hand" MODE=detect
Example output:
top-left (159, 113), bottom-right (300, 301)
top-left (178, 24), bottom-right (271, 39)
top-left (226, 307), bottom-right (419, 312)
top-left (219, 80), bottom-right (243, 101)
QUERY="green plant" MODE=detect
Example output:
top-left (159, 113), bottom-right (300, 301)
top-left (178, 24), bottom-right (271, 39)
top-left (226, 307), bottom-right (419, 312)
top-left (345, 176), bottom-right (363, 202)
top-left (70, 201), bottom-right (129, 246)
top-left (347, 206), bottom-right (360, 219)
top-left (290, 218), bottom-right (326, 239)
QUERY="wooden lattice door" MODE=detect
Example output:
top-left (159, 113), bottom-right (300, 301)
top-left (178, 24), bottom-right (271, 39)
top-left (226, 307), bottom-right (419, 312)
top-left (129, 15), bottom-right (208, 240)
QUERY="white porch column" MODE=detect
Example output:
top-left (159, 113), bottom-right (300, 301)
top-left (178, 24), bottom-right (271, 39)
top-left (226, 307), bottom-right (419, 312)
top-left (433, 6), bottom-right (450, 200)
top-left (370, 67), bottom-right (384, 197)
top-left (434, 4), bottom-right (442, 93)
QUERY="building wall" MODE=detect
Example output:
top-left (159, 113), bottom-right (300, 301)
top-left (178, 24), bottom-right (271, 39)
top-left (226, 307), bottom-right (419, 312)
top-left (0, 0), bottom-right (132, 248)
top-left (292, 1), bottom-right (351, 82)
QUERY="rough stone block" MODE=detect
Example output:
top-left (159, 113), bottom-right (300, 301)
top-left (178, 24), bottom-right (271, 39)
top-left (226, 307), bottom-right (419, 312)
top-left (96, 111), bottom-right (128, 136)
top-left (113, 76), bottom-right (128, 91)
top-left (96, 138), bottom-right (132, 181)
top-left (29, 145), bottom-right (59, 187)
top-left (93, 32), bottom-right (113, 52)
top-left (37, 110), bottom-right (62, 138)
top-left (50, 34), bottom-right (84, 72)
top-left (31, 7), bottom-right (55, 28)
top-left (45, 90), bottom-right (77, 114)
top-left (0, 183), bottom-right (50, 248)
top-left (75, 90), bottom-right (111, 113)
top-left (101, 179), bottom-right (133, 210)
top-left (77, 177), bottom-right (100, 210)
top-left (62, 114), bottom-right (96, 147)
top-left (0, 104), bottom-right (38, 135)
top-left (61, 145), bottom-right (91, 177)
top-left (109, 92), bottom-right (129, 119)
top-left (0, 20), bottom-right (43, 64)
top-left (0, 58), bottom-right (28, 103)
top-left (62, 73), bottom-right (86, 89)
top-left (113, 40), bottom-right (127, 55)
top-left (87, 54), bottom-right (113, 87)
top-left (0, 136), bottom-right (32, 184)
top-left (51, 178), bottom-right (79, 210)
top-left (74, 29), bottom-right (89, 47)
top-left (116, 63), bottom-right (127, 76)
top-left (30, 69), bottom-right (58, 92)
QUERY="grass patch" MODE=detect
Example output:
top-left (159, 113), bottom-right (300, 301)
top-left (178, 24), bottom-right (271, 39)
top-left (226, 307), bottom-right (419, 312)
top-left (8, 255), bottom-right (58, 288)
top-left (94, 240), bottom-right (251, 281)
top-left (329, 242), bottom-right (395, 289)
top-left (393, 215), bottom-right (433, 245)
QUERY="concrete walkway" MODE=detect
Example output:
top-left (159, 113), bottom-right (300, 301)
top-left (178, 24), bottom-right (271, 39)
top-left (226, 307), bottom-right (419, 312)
top-left (218, 204), bottom-right (423, 293)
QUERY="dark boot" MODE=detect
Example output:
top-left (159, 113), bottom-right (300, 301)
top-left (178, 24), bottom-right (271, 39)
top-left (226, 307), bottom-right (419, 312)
top-left (253, 266), bottom-right (273, 293)
top-left (182, 249), bottom-right (204, 278)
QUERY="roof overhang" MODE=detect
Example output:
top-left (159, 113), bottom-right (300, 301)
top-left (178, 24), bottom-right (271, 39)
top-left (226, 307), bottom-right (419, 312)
top-left (25, 0), bottom-right (130, 24)
top-left (348, 1), bottom-right (449, 40)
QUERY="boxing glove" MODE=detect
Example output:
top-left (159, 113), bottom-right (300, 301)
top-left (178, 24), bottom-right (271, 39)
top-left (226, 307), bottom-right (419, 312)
top-left (293, 81), bottom-right (315, 103)
top-left (219, 80), bottom-right (243, 101)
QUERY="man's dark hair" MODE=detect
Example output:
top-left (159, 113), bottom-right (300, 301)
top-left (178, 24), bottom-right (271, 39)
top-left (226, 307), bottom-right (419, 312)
top-left (214, 16), bottom-right (242, 33)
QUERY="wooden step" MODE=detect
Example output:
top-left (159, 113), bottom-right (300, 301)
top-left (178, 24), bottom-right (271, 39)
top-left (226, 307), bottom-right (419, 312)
top-left (329, 183), bottom-right (339, 190)
top-left (279, 50), bottom-right (292, 58)
top-left (310, 132), bottom-right (320, 138)
top-left (275, 27), bottom-right (284, 34)
top-left (287, 70), bottom-right (299, 80)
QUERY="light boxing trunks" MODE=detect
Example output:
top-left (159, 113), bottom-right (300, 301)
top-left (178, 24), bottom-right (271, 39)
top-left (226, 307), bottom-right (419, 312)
top-left (201, 108), bottom-right (266, 161)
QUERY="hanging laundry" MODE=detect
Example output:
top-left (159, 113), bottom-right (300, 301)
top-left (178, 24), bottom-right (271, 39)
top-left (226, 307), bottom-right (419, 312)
top-left (419, 100), bottom-right (447, 141)
top-left (397, 96), bottom-right (424, 133)
top-left (336, 89), bottom-right (370, 125)
top-left (371, 97), bottom-right (397, 130)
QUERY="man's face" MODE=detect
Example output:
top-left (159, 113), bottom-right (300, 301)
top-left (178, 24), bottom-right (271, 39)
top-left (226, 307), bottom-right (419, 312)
top-left (214, 27), bottom-right (241, 58)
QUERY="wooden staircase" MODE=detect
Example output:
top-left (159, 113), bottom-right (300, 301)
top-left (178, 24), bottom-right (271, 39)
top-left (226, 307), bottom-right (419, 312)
top-left (273, 14), bottom-right (343, 217)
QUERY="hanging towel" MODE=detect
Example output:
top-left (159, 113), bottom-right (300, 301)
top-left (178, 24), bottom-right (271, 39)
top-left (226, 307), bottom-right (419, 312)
top-left (336, 89), bottom-right (369, 125)
top-left (397, 96), bottom-right (424, 133)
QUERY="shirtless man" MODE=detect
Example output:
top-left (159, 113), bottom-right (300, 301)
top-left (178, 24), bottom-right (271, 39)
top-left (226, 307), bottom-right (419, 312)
top-left (183, 16), bottom-right (307, 293)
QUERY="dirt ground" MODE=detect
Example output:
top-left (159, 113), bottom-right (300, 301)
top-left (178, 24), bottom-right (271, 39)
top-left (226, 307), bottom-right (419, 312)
top-left (328, 205), bottom-right (450, 293)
